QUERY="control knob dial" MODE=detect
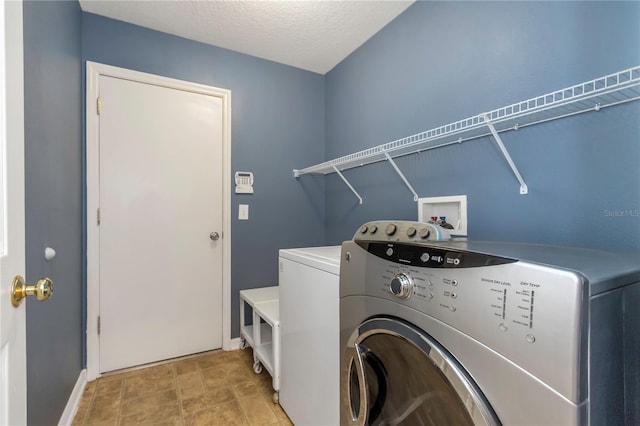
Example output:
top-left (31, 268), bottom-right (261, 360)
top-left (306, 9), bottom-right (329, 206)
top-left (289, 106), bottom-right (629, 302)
top-left (385, 223), bottom-right (397, 236)
top-left (418, 228), bottom-right (431, 239)
top-left (389, 273), bottom-right (414, 299)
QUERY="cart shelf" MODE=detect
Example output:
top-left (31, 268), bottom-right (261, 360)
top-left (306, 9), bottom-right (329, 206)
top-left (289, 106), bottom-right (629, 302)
top-left (239, 287), bottom-right (280, 402)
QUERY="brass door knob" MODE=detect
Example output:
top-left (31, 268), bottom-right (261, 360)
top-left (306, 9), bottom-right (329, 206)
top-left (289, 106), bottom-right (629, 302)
top-left (11, 275), bottom-right (53, 307)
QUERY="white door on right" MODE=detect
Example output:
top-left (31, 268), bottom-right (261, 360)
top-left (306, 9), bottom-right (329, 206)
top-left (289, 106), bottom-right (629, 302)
top-left (98, 75), bottom-right (224, 373)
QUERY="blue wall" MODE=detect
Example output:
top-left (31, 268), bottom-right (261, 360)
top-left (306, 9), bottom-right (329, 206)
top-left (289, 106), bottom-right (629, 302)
top-left (81, 12), bottom-right (326, 339)
top-left (324, 1), bottom-right (640, 252)
top-left (23, 1), bottom-right (83, 424)
top-left (21, 2), bottom-right (640, 424)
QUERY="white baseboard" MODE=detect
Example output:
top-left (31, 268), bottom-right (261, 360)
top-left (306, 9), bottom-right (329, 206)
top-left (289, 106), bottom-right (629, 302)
top-left (226, 337), bottom-right (242, 351)
top-left (58, 369), bottom-right (87, 426)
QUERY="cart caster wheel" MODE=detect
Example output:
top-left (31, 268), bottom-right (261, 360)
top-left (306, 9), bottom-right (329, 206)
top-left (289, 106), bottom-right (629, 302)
top-left (253, 361), bottom-right (262, 374)
top-left (272, 392), bottom-right (279, 404)
top-left (240, 338), bottom-right (247, 350)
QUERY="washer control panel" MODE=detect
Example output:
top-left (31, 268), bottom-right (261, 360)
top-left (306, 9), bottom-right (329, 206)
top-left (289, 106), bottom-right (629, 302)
top-left (343, 224), bottom-right (587, 403)
top-left (357, 239), bottom-right (581, 337)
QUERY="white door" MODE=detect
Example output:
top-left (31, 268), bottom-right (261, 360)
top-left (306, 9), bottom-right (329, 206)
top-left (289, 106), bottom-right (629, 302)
top-left (0, 1), bottom-right (26, 424)
top-left (98, 75), bottom-right (224, 373)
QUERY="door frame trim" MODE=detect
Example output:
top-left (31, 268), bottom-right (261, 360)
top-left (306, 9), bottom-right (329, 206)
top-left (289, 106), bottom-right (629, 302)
top-left (85, 61), bottom-right (232, 380)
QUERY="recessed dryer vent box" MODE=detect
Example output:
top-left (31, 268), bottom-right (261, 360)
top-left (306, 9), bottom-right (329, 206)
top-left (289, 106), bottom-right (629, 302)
top-left (418, 195), bottom-right (468, 236)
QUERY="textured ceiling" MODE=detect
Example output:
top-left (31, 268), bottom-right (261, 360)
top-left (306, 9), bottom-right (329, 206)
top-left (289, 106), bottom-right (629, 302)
top-left (79, 0), bottom-right (414, 74)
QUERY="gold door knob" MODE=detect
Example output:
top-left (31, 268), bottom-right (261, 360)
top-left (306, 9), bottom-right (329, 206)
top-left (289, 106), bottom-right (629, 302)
top-left (11, 275), bottom-right (53, 307)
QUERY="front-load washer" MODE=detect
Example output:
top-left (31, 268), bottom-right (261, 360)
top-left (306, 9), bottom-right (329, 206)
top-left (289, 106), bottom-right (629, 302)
top-left (279, 246), bottom-right (341, 426)
top-left (340, 220), bottom-right (640, 425)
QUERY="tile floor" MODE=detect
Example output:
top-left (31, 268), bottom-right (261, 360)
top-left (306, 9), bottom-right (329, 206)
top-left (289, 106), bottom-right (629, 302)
top-left (71, 349), bottom-right (293, 426)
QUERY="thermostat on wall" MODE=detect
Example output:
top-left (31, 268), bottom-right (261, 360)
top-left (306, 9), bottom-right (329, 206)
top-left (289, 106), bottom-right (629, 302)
top-left (235, 171), bottom-right (254, 194)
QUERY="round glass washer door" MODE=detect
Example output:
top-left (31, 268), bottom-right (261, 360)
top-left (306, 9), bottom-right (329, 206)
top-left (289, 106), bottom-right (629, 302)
top-left (342, 317), bottom-right (500, 426)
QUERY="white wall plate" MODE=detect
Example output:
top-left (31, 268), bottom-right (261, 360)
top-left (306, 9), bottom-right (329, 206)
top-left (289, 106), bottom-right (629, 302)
top-left (418, 195), bottom-right (467, 236)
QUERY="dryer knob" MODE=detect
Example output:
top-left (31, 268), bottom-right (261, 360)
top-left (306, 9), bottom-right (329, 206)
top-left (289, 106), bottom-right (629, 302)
top-left (390, 273), bottom-right (414, 299)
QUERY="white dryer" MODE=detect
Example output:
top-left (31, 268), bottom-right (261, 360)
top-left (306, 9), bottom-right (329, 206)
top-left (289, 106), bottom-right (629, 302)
top-left (279, 246), bottom-right (341, 426)
top-left (340, 220), bottom-right (640, 425)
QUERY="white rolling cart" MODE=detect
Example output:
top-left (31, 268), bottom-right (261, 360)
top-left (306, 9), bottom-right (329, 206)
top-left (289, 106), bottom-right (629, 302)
top-left (239, 286), bottom-right (280, 403)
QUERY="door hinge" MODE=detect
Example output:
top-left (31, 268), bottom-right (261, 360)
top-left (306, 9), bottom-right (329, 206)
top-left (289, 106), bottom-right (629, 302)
top-left (97, 208), bottom-right (101, 225)
top-left (97, 316), bottom-right (101, 335)
top-left (97, 97), bottom-right (101, 115)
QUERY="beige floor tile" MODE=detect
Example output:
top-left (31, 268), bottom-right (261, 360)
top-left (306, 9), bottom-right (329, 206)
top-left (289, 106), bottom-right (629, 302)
top-left (85, 394), bottom-right (120, 424)
top-left (175, 358), bottom-right (199, 376)
top-left (177, 371), bottom-right (206, 399)
top-left (226, 361), bottom-right (259, 383)
top-left (232, 381), bottom-right (263, 399)
top-left (237, 393), bottom-right (278, 426)
top-left (237, 348), bottom-right (254, 363)
top-left (272, 402), bottom-right (292, 422)
top-left (199, 362), bottom-right (254, 390)
top-left (182, 388), bottom-right (236, 414)
top-left (84, 379), bottom-right (97, 396)
top-left (71, 405), bottom-right (89, 426)
top-left (119, 402), bottom-right (181, 425)
top-left (124, 417), bottom-right (184, 426)
top-left (94, 377), bottom-right (123, 398)
top-left (256, 373), bottom-right (275, 393)
top-left (73, 380), bottom-right (97, 426)
top-left (196, 350), bottom-right (239, 370)
top-left (120, 389), bottom-right (178, 418)
top-left (85, 419), bottom-right (118, 426)
top-left (183, 400), bottom-right (248, 426)
top-left (124, 373), bottom-right (175, 398)
top-left (141, 363), bottom-right (176, 379)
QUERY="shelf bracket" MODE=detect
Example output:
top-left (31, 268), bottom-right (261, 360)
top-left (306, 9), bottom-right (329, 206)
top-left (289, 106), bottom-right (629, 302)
top-left (384, 152), bottom-right (419, 201)
top-left (332, 165), bottom-right (363, 204)
top-left (484, 115), bottom-right (528, 195)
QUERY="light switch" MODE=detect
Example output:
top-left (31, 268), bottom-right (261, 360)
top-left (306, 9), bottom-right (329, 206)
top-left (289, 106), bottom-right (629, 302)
top-left (239, 204), bottom-right (249, 220)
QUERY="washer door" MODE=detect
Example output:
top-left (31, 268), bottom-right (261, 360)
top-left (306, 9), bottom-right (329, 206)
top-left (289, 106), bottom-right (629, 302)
top-left (342, 317), bottom-right (500, 426)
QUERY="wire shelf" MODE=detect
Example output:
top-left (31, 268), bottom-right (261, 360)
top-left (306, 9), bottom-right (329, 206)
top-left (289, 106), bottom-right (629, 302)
top-left (294, 66), bottom-right (640, 177)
